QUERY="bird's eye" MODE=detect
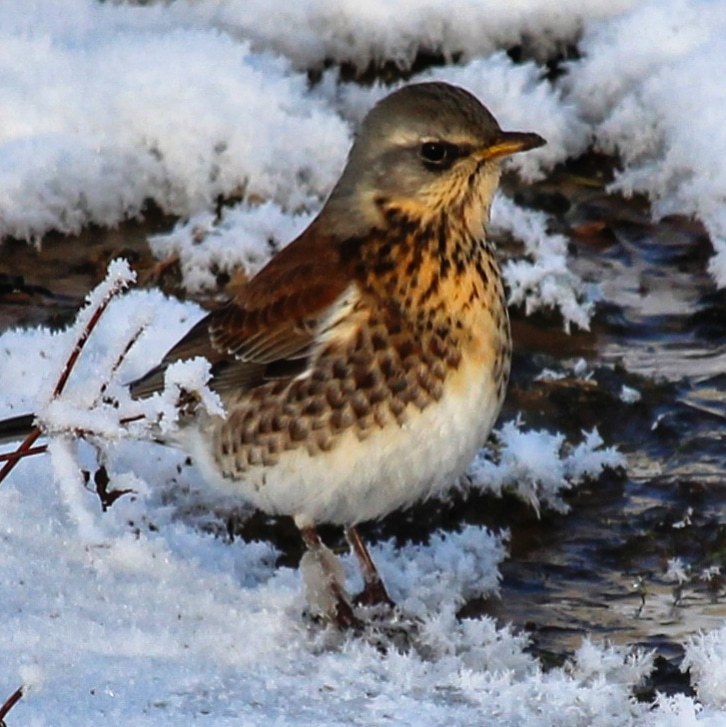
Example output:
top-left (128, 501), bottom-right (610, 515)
top-left (419, 141), bottom-right (459, 170)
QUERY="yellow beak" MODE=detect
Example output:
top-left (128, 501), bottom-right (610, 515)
top-left (476, 131), bottom-right (546, 161)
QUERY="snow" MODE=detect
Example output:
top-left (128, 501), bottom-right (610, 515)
top-left (1, 0), bottom-right (726, 723)
top-left (0, 2), bottom-right (350, 240)
top-left (0, 1), bottom-right (724, 289)
top-left (564, 0), bottom-right (726, 287)
top-left (682, 627), bottom-right (726, 709)
top-left (148, 202), bottom-right (314, 293)
top-left (159, 358), bottom-right (226, 421)
top-left (620, 385), bottom-right (642, 404)
top-left (467, 422), bottom-right (625, 515)
top-left (0, 422), bottom-right (644, 725)
top-left (492, 194), bottom-right (594, 332)
top-left (166, 0), bottom-right (639, 70)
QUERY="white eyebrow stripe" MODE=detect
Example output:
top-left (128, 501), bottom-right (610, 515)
top-left (385, 129), bottom-right (479, 149)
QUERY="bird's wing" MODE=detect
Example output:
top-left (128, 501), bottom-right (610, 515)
top-left (130, 220), bottom-right (355, 399)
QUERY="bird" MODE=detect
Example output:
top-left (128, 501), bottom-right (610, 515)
top-left (0, 82), bottom-right (544, 628)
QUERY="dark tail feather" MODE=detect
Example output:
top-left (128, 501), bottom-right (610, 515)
top-left (0, 414), bottom-right (37, 445)
top-left (128, 364), bottom-right (166, 400)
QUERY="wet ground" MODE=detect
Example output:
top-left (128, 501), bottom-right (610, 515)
top-left (1, 154), bottom-right (724, 699)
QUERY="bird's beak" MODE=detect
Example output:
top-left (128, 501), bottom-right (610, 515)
top-left (476, 131), bottom-right (546, 161)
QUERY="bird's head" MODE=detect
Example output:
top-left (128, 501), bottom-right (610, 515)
top-left (326, 82), bottom-right (545, 237)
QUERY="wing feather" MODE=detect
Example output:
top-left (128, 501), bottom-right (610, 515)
top-left (130, 219), bottom-right (357, 399)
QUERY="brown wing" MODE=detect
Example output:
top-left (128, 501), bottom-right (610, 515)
top-left (130, 218), bottom-right (355, 399)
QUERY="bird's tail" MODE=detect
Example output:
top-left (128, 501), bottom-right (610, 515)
top-left (0, 414), bottom-right (37, 445)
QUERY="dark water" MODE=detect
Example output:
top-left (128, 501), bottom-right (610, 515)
top-left (1, 158), bottom-right (724, 696)
top-left (484, 163), bottom-right (726, 694)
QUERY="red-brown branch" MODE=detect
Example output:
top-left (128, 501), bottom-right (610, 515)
top-left (0, 443), bottom-right (47, 463)
top-left (118, 414), bottom-right (147, 426)
top-left (0, 268), bottom-right (132, 486)
top-left (0, 429), bottom-right (42, 483)
top-left (97, 322), bottom-right (146, 402)
top-left (53, 284), bottom-right (126, 399)
top-left (0, 686), bottom-right (23, 724)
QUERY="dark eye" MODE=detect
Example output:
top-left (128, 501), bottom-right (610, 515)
top-left (419, 141), bottom-right (460, 170)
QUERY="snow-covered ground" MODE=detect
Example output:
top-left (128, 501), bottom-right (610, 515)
top-left (1, 0), bottom-right (726, 724)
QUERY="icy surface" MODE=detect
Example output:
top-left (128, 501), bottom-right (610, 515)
top-left (2, 0), bottom-right (726, 723)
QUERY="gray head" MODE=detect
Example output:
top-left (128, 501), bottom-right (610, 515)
top-left (324, 82), bottom-right (544, 235)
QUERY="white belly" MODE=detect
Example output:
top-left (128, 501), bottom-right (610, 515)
top-left (181, 354), bottom-right (501, 527)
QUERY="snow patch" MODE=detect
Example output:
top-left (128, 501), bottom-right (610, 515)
top-left (467, 423), bottom-right (625, 514)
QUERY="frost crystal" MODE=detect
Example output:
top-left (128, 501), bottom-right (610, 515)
top-left (468, 423), bottom-right (625, 513)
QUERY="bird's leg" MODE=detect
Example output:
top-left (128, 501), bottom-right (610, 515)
top-left (346, 526), bottom-right (395, 608)
top-left (299, 526), bottom-right (360, 629)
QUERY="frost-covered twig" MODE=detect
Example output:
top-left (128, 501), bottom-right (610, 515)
top-left (96, 322), bottom-right (147, 402)
top-left (0, 259), bottom-right (225, 526)
top-left (51, 259), bottom-right (136, 399)
top-left (0, 260), bottom-right (135, 486)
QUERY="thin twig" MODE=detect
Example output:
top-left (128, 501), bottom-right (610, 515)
top-left (0, 444), bottom-right (48, 463)
top-left (118, 413), bottom-right (147, 426)
top-left (0, 266), bottom-right (132, 486)
top-left (0, 686), bottom-right (23, 725)
top-left (96, 322), bottom-right (147, 402)
top-left (53, 282), bottom-right (128, 399)
top-left (0, 429), bottom-right (41, 483)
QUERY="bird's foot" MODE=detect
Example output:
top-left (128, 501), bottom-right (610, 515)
top-left (299, 530), bottom-right (363, 630)
top-left (332, 597), bottom-right (363, 631)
